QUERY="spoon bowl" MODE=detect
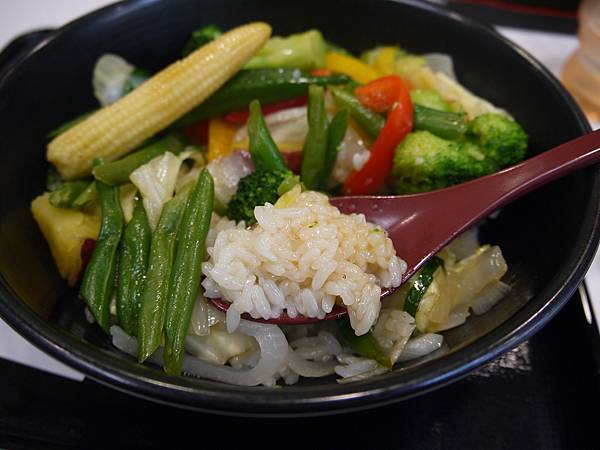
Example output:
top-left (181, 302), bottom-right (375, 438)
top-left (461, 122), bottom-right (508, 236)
top-left (211, 128), bottom-right (600, 323)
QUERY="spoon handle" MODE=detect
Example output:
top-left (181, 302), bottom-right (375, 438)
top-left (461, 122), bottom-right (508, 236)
top-left (380, 128), bottom-right (600, 279)
top-left (455, 128), bottom-right (600, 216)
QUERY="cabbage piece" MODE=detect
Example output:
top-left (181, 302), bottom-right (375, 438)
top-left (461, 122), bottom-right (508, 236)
top-left (372, 309), bottom-right (416, 365)
top-left (416, 245), bottom-right (508, 332)
top-left (245, 29), bottom-right (326, 70)
top-left (93, 54), bottom-right (148, 106)
top-left (129, 151), bottom-right (187, 230)
top-left (185, 323), bottom-right (256, 365)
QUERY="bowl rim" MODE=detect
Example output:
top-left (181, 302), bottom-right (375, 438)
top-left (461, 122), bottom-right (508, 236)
top-left (0, 0), bottom-right (597, 417)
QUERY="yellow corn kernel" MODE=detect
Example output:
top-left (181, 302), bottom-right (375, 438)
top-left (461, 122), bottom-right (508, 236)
top-left (48, 22), bottom-right (272, 180)
top-left (372, 46), bottom-right (399, 76)
top-left (31, 193), bottom-right (100, 286)
top-left (207, 118), bottom-right (238, 162)
top-left (325, 52), bottom-right (379, 84)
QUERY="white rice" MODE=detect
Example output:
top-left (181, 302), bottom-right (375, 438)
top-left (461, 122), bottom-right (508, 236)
top-left (202, 189), bottom-right (405, 336)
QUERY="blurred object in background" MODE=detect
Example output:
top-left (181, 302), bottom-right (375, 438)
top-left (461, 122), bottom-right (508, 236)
top-left (561, 0), bottom-right (600, 125)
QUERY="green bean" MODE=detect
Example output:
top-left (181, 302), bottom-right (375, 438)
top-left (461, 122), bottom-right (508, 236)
top-left (247, 100), bottom-right (288, 172)
top-left (323, 108), bottom-right (349, 188)
top-left (92, 133), bottom-right (185, 186)
top-left (301, 85), bottom-right (329, 191)
top-left (116, 195), bottom-right (151, 336)
top-left (48, 180), bottom-right (91, 208)
top-left (79, 179), bottom-right (124, 332)
top-left (137, 185), bottom-right (192, 362)
top-left (163, 169), bottom-right (214, 375)
top-left (330, 86), bottom-right (385, 140)
top-left (413, 104), bottom-right (468, 140)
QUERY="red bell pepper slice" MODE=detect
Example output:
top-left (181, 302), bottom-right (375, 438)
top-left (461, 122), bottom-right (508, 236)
top-left (223, 96), bottom-right (308, 125)
top-left (343, 76), bottom-right (413, 195)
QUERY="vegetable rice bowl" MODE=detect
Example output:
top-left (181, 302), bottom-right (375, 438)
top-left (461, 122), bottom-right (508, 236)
top-left (31, 22), bottom-right (525, 386)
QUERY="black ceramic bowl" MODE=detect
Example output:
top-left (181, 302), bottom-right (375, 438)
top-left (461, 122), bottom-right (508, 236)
top-left (0, 0), bottom-right (597, 416)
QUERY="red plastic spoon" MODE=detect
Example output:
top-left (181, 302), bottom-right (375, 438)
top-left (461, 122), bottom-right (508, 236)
top-left (211, 128), bottom-right (600, 324)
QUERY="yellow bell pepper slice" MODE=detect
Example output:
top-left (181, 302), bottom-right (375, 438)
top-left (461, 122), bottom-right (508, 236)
top-left (207, 118), bottom-right (238, 162)
top-left (372, 46), bottom-right (399, 76)
top-left (325, 52), bottom-right (378, 84)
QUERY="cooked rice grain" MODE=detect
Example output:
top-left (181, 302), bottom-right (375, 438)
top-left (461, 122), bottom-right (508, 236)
top-left (202, 190), bottom-right (405, 335)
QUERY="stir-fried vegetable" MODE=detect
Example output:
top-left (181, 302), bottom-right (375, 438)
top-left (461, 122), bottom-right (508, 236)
top-left (164, 169), bottom-right (214, 375)
top-left (343, 75), bottom-right (413, 195)
top-left (92, 133), bottom-right (186, 186)
top-left (338, 316), bottom-right (392, 368)
top-left (301, 85), bottom-right (349, 191)
top-left (80, 175), bottom-right (125, 332)
top-left (116, 195), bottom-right (151, 336)
top-left (48, 22), bottom-right (272, 179)
top-left (137, 185), bottom-right (191, 362)
top-left (178, 68), bottom-right (349, 126)
top-left (246, 29), bottom-right (326, 70)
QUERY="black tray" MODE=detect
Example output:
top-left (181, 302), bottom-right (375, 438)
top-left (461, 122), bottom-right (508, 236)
top-left (1, 291), bottom-right (598, 449)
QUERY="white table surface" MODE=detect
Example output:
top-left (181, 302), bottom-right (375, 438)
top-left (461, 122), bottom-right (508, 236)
top-left (0, 0), bottom-right (597, 382)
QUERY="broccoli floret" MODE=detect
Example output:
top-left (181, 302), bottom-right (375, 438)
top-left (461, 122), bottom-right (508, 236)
top-left (467, 113), bottom-right (528, 168)
top-left (393, 113), bottom-right (527, 194)
top-left (182, 25), bottom-right (222, 57)
top-left (226, 168), bottom-right (291, 224)
top-left (393, 131), bottom-right (490, 194)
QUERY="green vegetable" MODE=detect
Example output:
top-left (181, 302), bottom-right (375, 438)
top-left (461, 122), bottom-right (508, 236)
top-left (277, 173), bottom-right (302, 196)
top-left (301, 85), bottom-right (349, 191)
top-left (468, 112), bottom-right (528, 168)
top-left (92, 133), bottom-right (185, 186)
top-left (245, 29), bottom-right (326, 71)
top-left (116, 195), bottom-right (151, 336)
top-left (338, 316), bottom-right (392, 368)
top-left (393, 113), bottom-right (528, 194)
top-left (121, 68), bottom-right (150, 95)
top-left (72, 181), bottom-right (97, 209)
top-left (182, 24), bottom-right (222, 57)
top-left (226, 168), bottom-right (290, 224)
top-left (404, 256), bottom-right (444, 317)
top-left (163, 169), bottom-right (214, 375)
top-left (79, 179), bottom-right (124, 332)
top-left (330, 86), bottom-right (385, 140)
top-left (178, 69), bottom-right (350, 126)
top-left (137, 185), bottom-right (191, 362)
top-left (413, 104), bottom-right (468, 140)
top-left (324, 108), bottom-right (349, 184)
top-left (410, 89), bottom-right (451, 112)
top-left (247, 100), bottom-right (289, 172)
top-left (48, 180), bottom-right (91, 208)
top-left (301, 85), bottom-right (330, 190)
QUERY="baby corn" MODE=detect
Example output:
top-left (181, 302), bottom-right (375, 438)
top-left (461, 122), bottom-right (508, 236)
top-left (48, 22), bottom-right (272, 179)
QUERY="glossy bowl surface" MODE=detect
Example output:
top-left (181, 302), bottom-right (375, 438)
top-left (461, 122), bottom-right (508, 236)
top-left (0, 0), bottom-right (597, 416)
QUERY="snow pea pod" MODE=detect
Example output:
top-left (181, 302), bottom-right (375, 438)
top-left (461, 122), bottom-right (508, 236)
top-left (163, 169), bottom-right (214, 375)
